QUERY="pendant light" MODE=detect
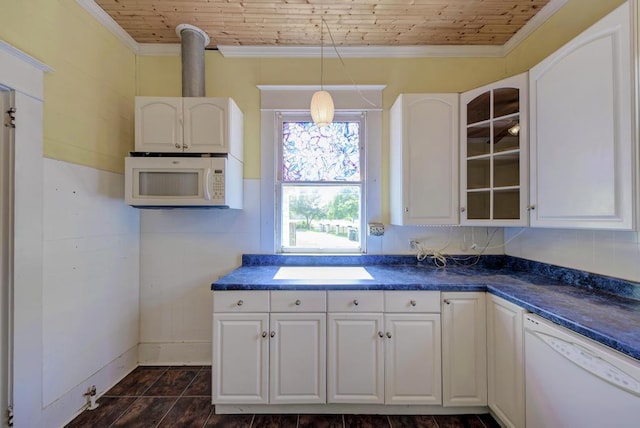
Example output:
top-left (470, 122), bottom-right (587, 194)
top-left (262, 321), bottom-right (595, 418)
top-left (310, 17), bottom-right (334, 127)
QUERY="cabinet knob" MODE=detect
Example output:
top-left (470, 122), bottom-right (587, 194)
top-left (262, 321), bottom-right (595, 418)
top-left (378, 331), bottom-right (384, 338)
top-left (183, 144), bottom-right (189, 149)
top-left (410, 300), bottom-right (417, 307)
top-left (353, 299), bottom-right (359, 306)
top-left (460, 207), bottom-right (466, 213)
top-left (444, 299), bottom-right (451, 305)
top-left (175, 142), bottom-right (181, 149)
top-left (527, 205), bottom-right (536, 211)
top-left (270, 331), bottom-right (275, 338)
top-left (236, 300), bottom-right (244, 306)
top-left (262, 331), bottom-right (267, 338)
top-left (404, 207), bottom-right (409, 213)
top-left (295, 299), bottom-right (301, 306)
top-left (386, 332), bottom-right (392, 339)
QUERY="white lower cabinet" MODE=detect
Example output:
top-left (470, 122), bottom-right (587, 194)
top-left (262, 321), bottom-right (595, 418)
top-left (441, 292), bottom-right (487, 406)
top-left (487, 294), bottom-right (526, 428)
top-left (269, 313), bottom-right (326, 404)
top-left (327, 312), bottom-right (385, 403)
top-left (327, 290), bottom-right (442, 405)
top-left (212, 291), bottom-right (326, 405)
top-left (212, 312), bottom-right (269, 404)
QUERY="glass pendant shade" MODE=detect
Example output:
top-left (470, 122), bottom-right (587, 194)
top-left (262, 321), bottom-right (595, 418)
top-left (310, 90), bottom-right (334, 127)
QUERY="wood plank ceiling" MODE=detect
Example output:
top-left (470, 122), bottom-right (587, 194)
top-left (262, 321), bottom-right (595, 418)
top-left (94, 0), bottom-right (551, 47)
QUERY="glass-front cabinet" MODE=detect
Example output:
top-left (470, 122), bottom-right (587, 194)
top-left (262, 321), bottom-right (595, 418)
top-left (460, 73), bottom-right (529, 226)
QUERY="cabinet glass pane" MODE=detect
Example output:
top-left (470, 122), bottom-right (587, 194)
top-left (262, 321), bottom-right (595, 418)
top-left (494, 116), bottom-right (520, 153)
top-left (494, 154), bottom-right (520, 188)
top-left (494, 190), bottom-right (520, 219)
top-left (467, 123), bottom-right (491, 156)
top-left (467, 159), bottom-right (491, 189)
top-left (467, 92), bottom-right (490, 124)
top-left (494, 88), bottom-right (519, 117)
top-left (467, 192), bottom-right (490, 219)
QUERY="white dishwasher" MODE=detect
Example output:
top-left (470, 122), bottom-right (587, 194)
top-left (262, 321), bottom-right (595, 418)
top-left (524, 314), bottom-right (640, 428)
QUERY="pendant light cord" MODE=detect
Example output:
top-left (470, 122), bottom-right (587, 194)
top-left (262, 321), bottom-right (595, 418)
top-left (322, 19), bottom-right (377, 108)
top-left (320, 17), bottom-right (324, 90)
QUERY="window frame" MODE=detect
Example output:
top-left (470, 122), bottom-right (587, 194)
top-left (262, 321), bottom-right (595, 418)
top-left (275, 112), bottom-right (367, 253)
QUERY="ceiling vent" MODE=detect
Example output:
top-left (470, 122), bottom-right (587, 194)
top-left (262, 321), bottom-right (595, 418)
top-left (175, 24), bottom-right (210, 97)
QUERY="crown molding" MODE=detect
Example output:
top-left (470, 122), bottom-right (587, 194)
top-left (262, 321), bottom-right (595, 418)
top-left (0, 41), bottom-right (54, 73)
top-left (502, 0), bottom-right (569, 56)
top-left (137, 43), bottom-right (181, 56)
top-left (75, 0), bottom-right (139, 53)
top-left (77, 0), bottom-right (569, 59)
top-left (218, 45), bottom-right (505, 58)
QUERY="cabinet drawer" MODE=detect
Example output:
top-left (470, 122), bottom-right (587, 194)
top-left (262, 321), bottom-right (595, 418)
top-left (327, 291), bottom-right (384, 312)
top-left (270, 291), bottom-right (326, 312)
top-left (213, 291), bottom-right (269, 312)
top-left (385, 291), bottom-right (441, 313)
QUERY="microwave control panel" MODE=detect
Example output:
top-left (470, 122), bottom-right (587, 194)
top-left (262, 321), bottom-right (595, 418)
top-left (212, 169), bottom-right (225, 200)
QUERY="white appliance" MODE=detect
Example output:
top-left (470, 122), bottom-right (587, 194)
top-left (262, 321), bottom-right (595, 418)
top-left (524, 313), bottom-right (640, 428)
top-left (124, 155), bottom-right (242, 208)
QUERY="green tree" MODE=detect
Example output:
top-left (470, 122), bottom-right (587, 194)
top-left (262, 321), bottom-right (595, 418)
top-left (289, 192), bottom-right (325, 228)
top-left (327, 189), bottom-right (359, 220)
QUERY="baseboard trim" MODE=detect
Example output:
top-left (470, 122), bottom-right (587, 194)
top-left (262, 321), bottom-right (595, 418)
top-left (138, 342), bottom-right (211, 365)
top-left (214, 404), bottom-right (490, 415)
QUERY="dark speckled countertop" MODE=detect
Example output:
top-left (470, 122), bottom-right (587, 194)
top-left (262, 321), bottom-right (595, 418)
top-left (212, 255), bottom-right (640, 361)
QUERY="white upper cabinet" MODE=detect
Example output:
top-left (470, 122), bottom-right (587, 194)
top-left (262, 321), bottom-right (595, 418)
top-left (460, 73), bottom-right (529, 227)
top-left (529, 2), bottom-right (635, 230)
top-left (135, 96), bottom-right (244, 159)
top-left (390, 94), bottom-right (459, 225)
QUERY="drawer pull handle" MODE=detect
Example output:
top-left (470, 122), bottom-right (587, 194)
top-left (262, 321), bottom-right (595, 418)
top-left (295, 299), bottom-right (301, 306)
top-left (353, 299), bottom-right (359, 306)
top-left (386, 332), bottom-right (392, 339)
top-left (270, 331), bottom-right (275, 338)
top-left (410, 300), bottom-right (417, 307)
top-left (378, 331), bottom-right (384, 338)
top-left (261, 331), bottom-right (267, 338)
top-left (237, 300), bottom-right (244, 306)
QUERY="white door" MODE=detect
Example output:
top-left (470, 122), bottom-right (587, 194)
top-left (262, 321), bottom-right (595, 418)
top-left (389, 94), bottom-right (459, 225)
top-left (487, 295), bottom-right (525, 428)
top-left (327, 313), bottom-right (384, 404)
top-left (384, 314), bottom-right (441, 405)
top-left (183, 98), bottom-right (227, 153)
top-left (212, 313), bottom-right (269, 404)
top-left (134, 97), bottom-right (183, 152)
top-left (0, 88), bottom-right (14, 426)
top-left (441, 292), bottom-right (487, 406)
top-left (269, 313), bottom-right (326, 404)
top-left (529, 2), bottom-right (634, 229)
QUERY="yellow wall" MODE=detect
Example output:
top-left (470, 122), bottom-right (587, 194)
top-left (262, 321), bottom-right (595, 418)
top-left (0, 0), bottom-right (136, 173)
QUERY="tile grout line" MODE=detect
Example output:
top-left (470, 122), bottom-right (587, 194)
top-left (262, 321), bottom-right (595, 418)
top-left (105, 367), bottom-right (170, 428)
top-left (153, 366), bottom-right (204, 428)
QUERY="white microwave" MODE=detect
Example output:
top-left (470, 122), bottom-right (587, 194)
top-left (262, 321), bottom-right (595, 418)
top-left (124, 156), bottom-right (242, 208)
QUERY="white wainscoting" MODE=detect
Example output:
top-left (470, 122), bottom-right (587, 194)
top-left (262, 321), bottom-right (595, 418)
top-left (42, 159), bottom-right (140, 409)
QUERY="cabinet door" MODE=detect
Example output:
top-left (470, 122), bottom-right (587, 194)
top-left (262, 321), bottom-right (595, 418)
top-left (269, 313), bottom-right (326, 404)
top-left (212, 313), bottom-right (268, 404)
top-left (183, 98), bottom-right (227, 154)
top-left (327, 313), bottom-right (384, 404)
top-left (460, 73), bottom-right (529, 227)
top-left (390, 94), bottom-right (459, 225)
top-left (529, 2), bottom-right (634, 230)
top-left (384, 314), bottom-right (441, 405)
top-left (441, 292), bottom-right (487, 406)
top-left (135, 97), bottom-right (183, 152)
top-left (487, 295), bottom-right (525, 428)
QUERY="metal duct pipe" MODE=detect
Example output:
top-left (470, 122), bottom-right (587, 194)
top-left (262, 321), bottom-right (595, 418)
top-left (175, 24), bottom-right (210, 97)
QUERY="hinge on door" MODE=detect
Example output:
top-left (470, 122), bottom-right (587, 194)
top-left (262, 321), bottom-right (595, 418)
top-left (6, 405), bottom-right (13, 427)
top-left (4, 107), bottom-right (16, 128)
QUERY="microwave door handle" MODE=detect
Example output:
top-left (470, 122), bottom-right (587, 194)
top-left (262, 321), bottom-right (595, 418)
top-left (204, 168), bottom-right (212, 200)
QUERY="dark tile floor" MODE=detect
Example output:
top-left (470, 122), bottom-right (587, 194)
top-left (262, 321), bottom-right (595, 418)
top-left (66, 366), bottom-right (501, 428)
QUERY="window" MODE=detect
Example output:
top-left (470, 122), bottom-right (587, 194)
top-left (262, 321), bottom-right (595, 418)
top-left (277, 113), bottom-right (366, 253)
